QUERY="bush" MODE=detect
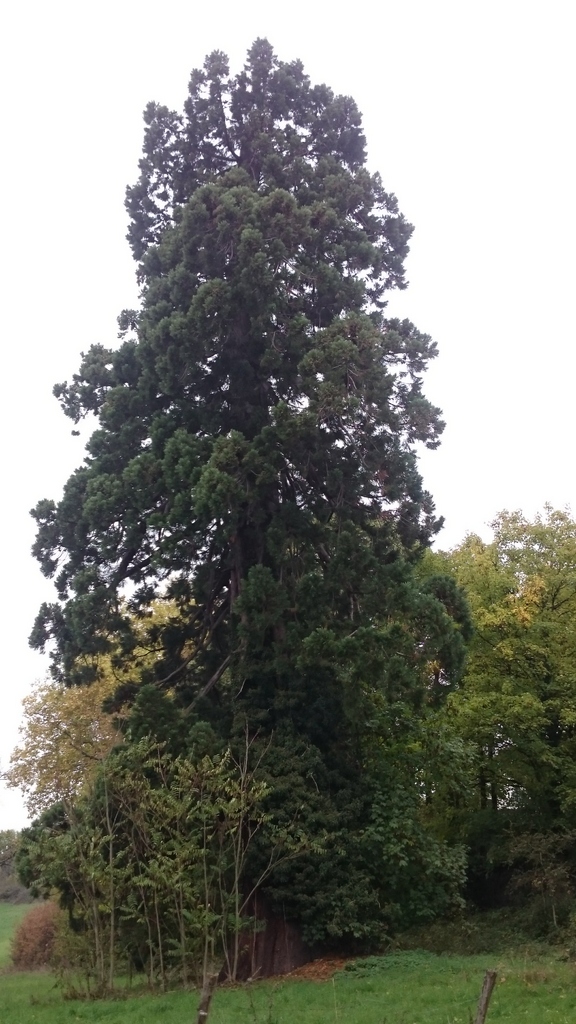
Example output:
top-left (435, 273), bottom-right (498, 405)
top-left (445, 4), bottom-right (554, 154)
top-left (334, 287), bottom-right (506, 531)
top-left (50, 912), bottom-right (106, 998)
top-left (11, 901), bottom-right (59, 969)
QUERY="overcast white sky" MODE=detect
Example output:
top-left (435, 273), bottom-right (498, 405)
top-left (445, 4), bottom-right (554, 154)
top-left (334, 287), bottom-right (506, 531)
top-left (1, 0), bottom-right (574, 829)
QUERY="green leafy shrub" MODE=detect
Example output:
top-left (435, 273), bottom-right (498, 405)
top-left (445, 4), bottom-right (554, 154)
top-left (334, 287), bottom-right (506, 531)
top-left (342, 950), bottom-right (443, 976)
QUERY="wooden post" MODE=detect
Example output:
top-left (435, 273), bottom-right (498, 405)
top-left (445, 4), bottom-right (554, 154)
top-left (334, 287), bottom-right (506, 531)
top-left (474, 969), bottom-right (497, 1024)
top-left (196, 972), bottom-right (217, 1024)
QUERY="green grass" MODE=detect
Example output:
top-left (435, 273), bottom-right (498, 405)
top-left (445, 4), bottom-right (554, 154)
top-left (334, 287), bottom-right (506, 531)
top-left (2, 952), bottom-right (576, 1024)
top-left (0, 903), bottom-right (31, 968)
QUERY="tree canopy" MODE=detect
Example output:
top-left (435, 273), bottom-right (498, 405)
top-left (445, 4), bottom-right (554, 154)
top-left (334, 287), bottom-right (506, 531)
top-left (441, 508), bottom-right (576, 825)
top-left (424, 507), bottom-right (576, 921)
top-left (31, 38), bottom-right (443, 689)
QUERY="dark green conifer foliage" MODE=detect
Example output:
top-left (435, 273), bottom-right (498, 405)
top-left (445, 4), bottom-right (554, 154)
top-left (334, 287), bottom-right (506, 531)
top-left (30, 40), bottom-right (467, 945)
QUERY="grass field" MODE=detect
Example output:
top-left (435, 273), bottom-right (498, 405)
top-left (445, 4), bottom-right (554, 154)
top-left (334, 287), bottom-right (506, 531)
top-left (3, 953), bottom-right (576, 1024)
top-left (3, 905), bottom-right (576, 1023)
top-left (0, 903), bottom-right (30, 969)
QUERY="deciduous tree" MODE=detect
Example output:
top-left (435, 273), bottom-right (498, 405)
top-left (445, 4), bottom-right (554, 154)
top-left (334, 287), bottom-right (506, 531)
top-left (432, 507), bottom-right (576, 912)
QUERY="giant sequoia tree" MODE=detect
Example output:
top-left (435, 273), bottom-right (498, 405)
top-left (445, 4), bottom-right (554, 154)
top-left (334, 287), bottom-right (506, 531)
top-left (29, 41), bottom-right (468, 951)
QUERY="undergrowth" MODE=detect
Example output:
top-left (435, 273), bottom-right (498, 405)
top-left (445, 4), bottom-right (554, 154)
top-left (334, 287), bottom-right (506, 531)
top-left (396, 905), bottom-right (576, 958)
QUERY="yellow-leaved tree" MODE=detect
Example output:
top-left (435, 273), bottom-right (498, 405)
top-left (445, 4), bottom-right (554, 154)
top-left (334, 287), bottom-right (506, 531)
top-left (6, 672), bottom-right (121, 817)
top-left (6, 602), bottom-right (184, 817)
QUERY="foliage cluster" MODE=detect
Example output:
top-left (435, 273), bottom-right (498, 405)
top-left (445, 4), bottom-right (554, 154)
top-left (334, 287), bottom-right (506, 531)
top-left (421, 507), bottom-right (576, 933)
top-left (10, 901), bottom-right (59, 970)
top-left (16, 722), bottom-right (309, 994)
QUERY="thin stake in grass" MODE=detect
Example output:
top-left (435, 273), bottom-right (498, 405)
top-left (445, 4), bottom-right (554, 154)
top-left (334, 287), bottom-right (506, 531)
top-left (332, 976), bottom-right (339, 1021)
top-left (474, 970), bottom-right (497, 1024)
